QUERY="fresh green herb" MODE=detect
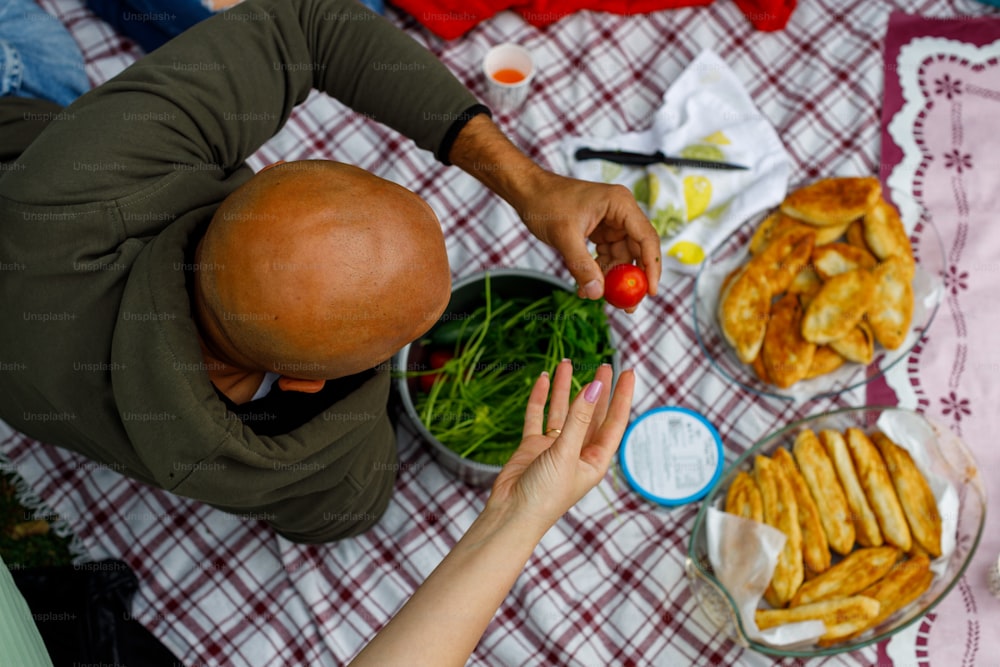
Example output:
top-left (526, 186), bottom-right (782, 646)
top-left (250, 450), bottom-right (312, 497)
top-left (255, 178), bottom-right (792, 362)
top-left (406, 274), bottom-right (614, 466)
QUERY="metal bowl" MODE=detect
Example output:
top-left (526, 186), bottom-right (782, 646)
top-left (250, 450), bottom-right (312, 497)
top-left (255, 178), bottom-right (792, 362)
top-left (394, 268), bottom-right (614, 487)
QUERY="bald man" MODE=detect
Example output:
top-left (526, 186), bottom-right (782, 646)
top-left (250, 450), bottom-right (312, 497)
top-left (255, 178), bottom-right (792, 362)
top-left (0, 0), bottom-right (659, 542)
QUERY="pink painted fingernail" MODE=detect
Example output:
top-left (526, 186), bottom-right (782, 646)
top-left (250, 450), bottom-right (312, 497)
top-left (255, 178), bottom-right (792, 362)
top-left (584, 380), bottom-right (603, 403)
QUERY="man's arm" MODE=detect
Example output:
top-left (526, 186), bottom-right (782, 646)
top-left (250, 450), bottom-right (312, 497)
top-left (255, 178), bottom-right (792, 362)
top-left (448, 115), bottom-right (662, 306)
top-left (3, 0), bottom-right (478, 231)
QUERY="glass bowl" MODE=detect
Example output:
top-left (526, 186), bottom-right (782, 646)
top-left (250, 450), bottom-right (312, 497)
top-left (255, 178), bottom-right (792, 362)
top-left (692, 193), bottom-right (945, 402)
top-left (685, 406), bottom-right (987, 657)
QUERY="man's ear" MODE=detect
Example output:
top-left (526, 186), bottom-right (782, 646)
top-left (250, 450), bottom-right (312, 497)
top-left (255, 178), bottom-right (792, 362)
top-left (277, 376), bottom-right (326, 394)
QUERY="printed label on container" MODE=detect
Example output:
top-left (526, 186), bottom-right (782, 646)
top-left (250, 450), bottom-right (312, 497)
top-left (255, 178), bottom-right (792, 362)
top-left (620, 407), bottom-right (722, 506)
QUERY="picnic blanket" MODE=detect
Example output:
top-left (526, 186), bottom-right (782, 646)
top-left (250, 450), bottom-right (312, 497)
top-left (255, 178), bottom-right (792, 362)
top-left (875, 11), bottom-right (1000, 666)
top-left (3, 0), bottom-right (999, 665)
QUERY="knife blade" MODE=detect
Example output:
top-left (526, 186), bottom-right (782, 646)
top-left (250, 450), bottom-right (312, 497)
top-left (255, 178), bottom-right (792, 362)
top-left (574, 147), bottom-right (749, 171)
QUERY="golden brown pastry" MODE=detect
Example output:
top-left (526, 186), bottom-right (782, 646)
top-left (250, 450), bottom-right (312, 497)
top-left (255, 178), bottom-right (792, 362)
top-left (845, 428), bottom-right (912, 551)
top-left (793, 429), bottom-right (855, 554)
top-left (754, 455), bottom-right (804, 607)
top-left (762, 294), bottom-right (817, 389)
top-left (790, 545), bottom-right (902, 607)
top-left (718, 265), bottom-right (772, 364)
top-left (756, 596), bottom-right (881, 645)
top-left (871, 432), bottom-right (942, 557)
top-left (774, 447), bottom-right (830, 574)
top-left (801, 270), bottom-right (873, 345)
top-left (781, 177), bottom-right (882, 227)
top-left (846, 554), bottom-right (934, 638)
top-left (863, 197), bottom-right (915, 275)
top-left (819, 429), bottom-right (883, 547)
top-left (868, 255), bottom-right (914, 350)
top-left (747, 226), bottom-right (816, 295)
top-left (804, 346), bottom-right (846, 379)
top-left (828, 321), bottom-right (875, 365)
top-left (811, 242), bottom-right (878, 281)
top-left (725, 470), bottom-right (764, 523)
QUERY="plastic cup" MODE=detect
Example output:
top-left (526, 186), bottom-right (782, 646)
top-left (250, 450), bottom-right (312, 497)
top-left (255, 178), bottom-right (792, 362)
top-left (482, 43), bottom-right (535, 112)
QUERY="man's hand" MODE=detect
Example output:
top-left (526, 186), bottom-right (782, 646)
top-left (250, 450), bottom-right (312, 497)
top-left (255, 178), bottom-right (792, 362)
top-left (512, 169), bottom-right (660, 307)
top-left (448, 115), bottom-right (661, 310)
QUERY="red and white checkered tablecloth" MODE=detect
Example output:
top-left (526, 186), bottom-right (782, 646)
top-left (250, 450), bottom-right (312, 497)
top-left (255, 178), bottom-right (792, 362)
top-left (3, 0), bottom-right (998, 665)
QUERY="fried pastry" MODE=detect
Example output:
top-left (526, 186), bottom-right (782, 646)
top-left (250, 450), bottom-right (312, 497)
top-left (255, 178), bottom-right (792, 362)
top-left (774, 447), bottom-right (831, 574)
top-left (725, 470), bottom-right (764, 522)
top-left (811, 219), bottom-right (853, 246)
top-left (828, 321), bottom-right (875, 365)
top-left (748, 226), bottom-right (816, 294)
top-left (804, 346), bottom-right (845, 379)
top-left (751, 352), bottom-right (771, 383)
top-left (846, 554), bottom-right (933, 638)
top-left (801, 269), bottom-right (874, 344)
top-left (811, 242), bottom-right (878, 281)
top-left (756, 596), bottom-right (881, 645)
top-left (868, 255), bottom-right (914, 350)
top-left (845, 429), bottom-right (912, 551)
top-left (871, 432), bottom-right (942, 557)
top-left (788, 265), bottom-right (822, 297)
top-left (845, 219), bottom-right (870, 250)
top-left (819, 429), bottom-right (883, 547)
top-left (790, 545), bottom-right (901, 607)
top-left (754, 455), bottom-right (804, 608)
top-left (781, 177), bottom-right (882, 227)
top-left (863, 198), bottom-right (915, 275)
top-left (718, 265), bottom-right (772, 364)
top-left (793, 429), bottom-right (855, 554)
top-left (762, 294), bottom-right (816, 389)
top-left (749, 211), bottom-right (796, 255)
top-left (750, 212), bottom-right (851, 254)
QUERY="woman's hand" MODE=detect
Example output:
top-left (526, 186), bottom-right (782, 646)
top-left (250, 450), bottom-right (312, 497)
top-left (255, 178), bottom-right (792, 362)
top-left (487, 360), bottom-right (635, 530)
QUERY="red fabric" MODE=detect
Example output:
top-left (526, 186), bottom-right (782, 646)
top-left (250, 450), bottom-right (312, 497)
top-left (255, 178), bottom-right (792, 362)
top-left (390, 0), bottom-right (793, 40)
top-left (730, 0), bottom-right (796, 31)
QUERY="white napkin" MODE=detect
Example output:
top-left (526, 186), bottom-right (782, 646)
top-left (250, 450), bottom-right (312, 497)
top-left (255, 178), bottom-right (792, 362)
top-left (564, 50), bottom-right (791, 275)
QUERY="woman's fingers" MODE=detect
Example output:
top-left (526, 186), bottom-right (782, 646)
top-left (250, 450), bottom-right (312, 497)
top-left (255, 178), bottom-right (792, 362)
top-left (521, 371), bottom-right (551, 438)
top-left (580, 370), bottom-right (635, 472)
top-left (543, 359), bottom-right (574, 432)
top-left (584, 364), bottom-right (614, 442)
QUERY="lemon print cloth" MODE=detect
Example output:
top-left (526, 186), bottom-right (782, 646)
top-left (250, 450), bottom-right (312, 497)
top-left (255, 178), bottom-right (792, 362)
top-left (563, 50), bottom-right (791, 276)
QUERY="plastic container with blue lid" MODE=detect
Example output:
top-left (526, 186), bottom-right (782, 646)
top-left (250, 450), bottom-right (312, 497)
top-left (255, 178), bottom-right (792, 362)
top-left (618, 406), bottom-right (723, 507)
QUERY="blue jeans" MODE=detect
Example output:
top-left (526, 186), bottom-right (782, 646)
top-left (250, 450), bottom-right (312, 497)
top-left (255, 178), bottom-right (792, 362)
top-left (85, 0), bottom-right (213, 53)
top-left (0, 0), bottom-right (90, 107)
top-left (85, 0), bottom-right (384, 54)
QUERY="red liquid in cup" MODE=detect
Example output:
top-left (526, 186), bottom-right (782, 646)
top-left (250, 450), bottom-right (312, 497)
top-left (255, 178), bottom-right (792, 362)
top-left (492, 68), bottom-right (527, 84)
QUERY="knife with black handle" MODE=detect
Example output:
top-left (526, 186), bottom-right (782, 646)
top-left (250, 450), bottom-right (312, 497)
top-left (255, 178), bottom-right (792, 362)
top-left (574, 147), bottom-right (749, 171)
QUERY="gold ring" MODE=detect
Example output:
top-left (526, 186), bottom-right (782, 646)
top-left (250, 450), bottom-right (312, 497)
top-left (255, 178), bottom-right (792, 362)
top-left (545, 428), bottom-right (562, 437)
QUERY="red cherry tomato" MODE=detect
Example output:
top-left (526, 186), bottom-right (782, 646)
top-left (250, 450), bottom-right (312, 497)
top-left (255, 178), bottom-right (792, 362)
top-left (603, 264), bottom-right (649, 309)
top-left (419, 349), bottom-right (455, 393)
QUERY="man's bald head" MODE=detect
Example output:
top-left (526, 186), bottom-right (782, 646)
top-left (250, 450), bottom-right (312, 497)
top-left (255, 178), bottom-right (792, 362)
top-left (194, 160), bottom-right (451, 381)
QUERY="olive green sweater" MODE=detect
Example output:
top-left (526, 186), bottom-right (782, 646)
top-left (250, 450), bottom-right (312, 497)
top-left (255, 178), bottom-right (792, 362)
top-left (0, 0), bottom-right (479, 538)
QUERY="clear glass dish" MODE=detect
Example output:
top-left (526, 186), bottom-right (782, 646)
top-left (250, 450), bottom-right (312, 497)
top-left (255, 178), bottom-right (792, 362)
top-left (685, 406), bottom-right (987, 657)
top-left (692, 192), bottom-right (945, 402)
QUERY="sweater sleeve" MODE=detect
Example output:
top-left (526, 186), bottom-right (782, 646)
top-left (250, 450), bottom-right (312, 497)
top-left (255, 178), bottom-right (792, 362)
top-left (3, 0), bottom-right (481, 210)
